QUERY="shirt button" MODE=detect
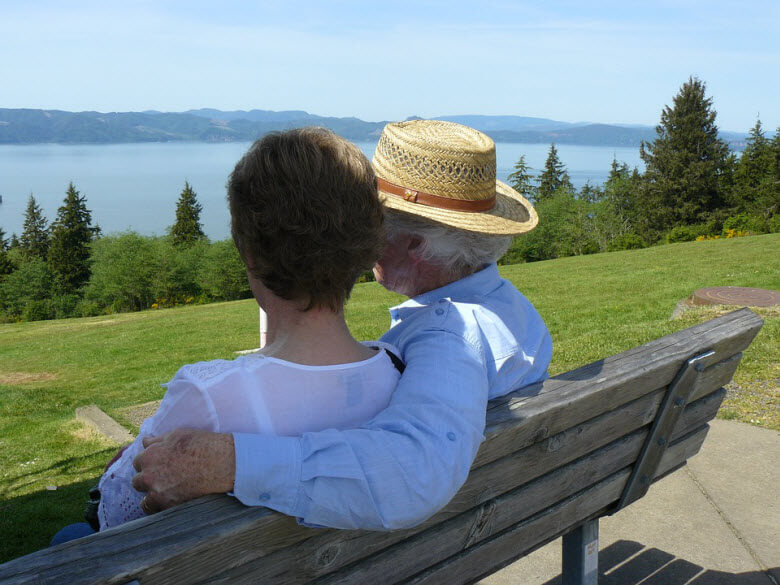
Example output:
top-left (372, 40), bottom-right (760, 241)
top-left (259, 493), bottom-right (270, 501)
top-left (435, 308), bottom-right (444, 316)
top-left (447, 432), bottom-right (456, 441)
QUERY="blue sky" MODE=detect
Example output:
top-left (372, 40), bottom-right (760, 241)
top-left (1, 0), bottom-right (778, 132)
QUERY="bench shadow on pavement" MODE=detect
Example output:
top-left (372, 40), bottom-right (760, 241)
top-left (539, 540), bottom-right (778, 585)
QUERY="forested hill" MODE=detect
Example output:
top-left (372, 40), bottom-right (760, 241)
top-left (0, 108), bottom-right (747, 147)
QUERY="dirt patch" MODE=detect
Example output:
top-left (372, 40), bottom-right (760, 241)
top-left (118, 400), bottom-right (161, 427)
top-left (0, 372), bottom-right (57, 385)
top-left (70, 421), bottom-right (120, 447)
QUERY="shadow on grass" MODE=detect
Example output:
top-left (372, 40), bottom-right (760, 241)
top-left (537, 540), bottom-right (777, 585)
top-left (0, 476), bottom-right (102, 563)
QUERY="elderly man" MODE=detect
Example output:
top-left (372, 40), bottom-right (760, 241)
top-left (133, 120), bottom-right (552, 530)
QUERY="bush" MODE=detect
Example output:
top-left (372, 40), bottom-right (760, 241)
top-left (196, 239), bottom-right (251, 301)
top-left (75, 299), bottom-right (104, 317)
top-left (723, 212), bottom-right (769, 235)
top-left (768, 215), bottom-right (780, 233)
top-left (85, 232), bottom-right (158, 312)
top-left (666, 225), bottom-right (701, 243)
top-left (51, 294), bottom-right (81, 319)
top-left (607, 233), bottom-right (647, 251)
top-left (23, 299), bottom-right (54, 321)
top-left (0, 258), bottom-right (54, 319)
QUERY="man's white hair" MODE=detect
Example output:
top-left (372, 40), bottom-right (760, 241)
top-left (384, 211), bottom-right (513, 280)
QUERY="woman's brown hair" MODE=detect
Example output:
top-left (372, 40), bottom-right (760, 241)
top-left (228, 127), bottom-right (383, 311)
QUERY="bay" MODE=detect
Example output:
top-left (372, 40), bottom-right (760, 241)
top-left (0, 141), bottom-right (644, 241)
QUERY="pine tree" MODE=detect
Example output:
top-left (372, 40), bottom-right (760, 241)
top-left (19, 194), bottom-right (50, 261)
top-left (735, 119), bottom-right (773, 189)
top-left (639, 76), bottom-right (732, 232)
top-left (0, 228), bottom-right (13, 276)
top-left (171, 181), bottom-right (206, 247)
top-left (48, 182), bottom-right (95, 292)
top-left (731, 119), bottom-right (779, 221)
top-left (537, 144), bottom-right (573, 200)
top-left (507, 154), bottom-right (535, 199)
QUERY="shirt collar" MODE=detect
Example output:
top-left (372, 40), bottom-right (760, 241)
top-left (388, 263), bottom-right (501, 323)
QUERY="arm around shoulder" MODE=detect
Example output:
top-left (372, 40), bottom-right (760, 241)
top-left (233, 328), bottom-right (489, 530)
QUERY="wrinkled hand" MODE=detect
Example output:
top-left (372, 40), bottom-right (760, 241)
top-left (132, 428), bottom-right (235, 514)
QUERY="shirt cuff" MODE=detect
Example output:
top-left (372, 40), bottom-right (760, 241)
top-left (231, 432), bottom-right (303, 515)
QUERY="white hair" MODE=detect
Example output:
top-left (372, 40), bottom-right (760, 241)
top-left (384, 211), bottom-right (513, 280)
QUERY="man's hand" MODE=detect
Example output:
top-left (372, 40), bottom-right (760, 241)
top-left (132, 429), bottom-right (235, 514)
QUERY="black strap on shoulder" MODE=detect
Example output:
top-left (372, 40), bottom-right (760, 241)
top-left (383, 348), bottom-right (406, 374)
top-left (368, 345), bottom-right (406, 374)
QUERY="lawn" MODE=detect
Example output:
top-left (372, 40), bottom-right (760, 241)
top-left (1, 233), bottom-right (777, 561)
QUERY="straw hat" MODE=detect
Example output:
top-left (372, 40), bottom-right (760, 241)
top-left (372, 120), bottom-right (538, 235)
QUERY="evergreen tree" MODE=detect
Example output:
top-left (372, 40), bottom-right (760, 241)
top-left (48, 182), bottom-right (95, 292)
top-left (579, 181), bottom-right (602, 204)
top-left (639, 76), bottom-right (732, 233)
top-left (731, 119), bottom-right (779, 222)
top-left (507, 154), bottom-right (535, 199)
top-left (0, 228), bottom-right (13, 276)
top-left (19, 194), bottom-right (50, 261)
top-left (537, 144), bottom-right (573, 200)
top-left (608, 157), bottom-right (630, 182)
top-left (171, 181), bottom-right (206, 247)
top-left (9, 233), bottom-right (20, 250)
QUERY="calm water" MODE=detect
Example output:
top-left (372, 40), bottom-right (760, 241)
top-left (0, 141), bottom-right (644, 241)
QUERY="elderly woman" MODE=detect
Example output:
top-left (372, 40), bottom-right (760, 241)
top-left (59, 128), bottom-right (403, 536)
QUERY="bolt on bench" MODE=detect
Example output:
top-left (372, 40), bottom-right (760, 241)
top-left (0, 308), bottom-right (763, 585)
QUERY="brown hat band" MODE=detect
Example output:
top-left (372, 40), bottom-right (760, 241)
top-left (377, 178), bottom-right (496, 213)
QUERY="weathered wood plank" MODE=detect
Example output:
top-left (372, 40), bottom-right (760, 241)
top-left (401, 426), bottom-right (710, 585)
top-left (478, 309), bottom-right (758, 467)
top-left (303, 398), bottom-right (719, 585)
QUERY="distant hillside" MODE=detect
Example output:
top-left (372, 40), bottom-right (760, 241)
top-left (0, 108), bottom-right (747, 147)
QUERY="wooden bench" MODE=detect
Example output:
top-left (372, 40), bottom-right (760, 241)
top-left (0, 308), bottom-right (763, 585)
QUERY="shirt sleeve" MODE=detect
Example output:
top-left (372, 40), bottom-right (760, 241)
top-left (232, 328), bottom-right (488, 530)
top-left (98, 372), bottom-right (219, 529)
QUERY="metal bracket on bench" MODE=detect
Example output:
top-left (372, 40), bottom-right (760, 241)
top-left (613, 349), bottom-right (716, 512)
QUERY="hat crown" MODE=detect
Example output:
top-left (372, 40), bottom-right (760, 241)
top-left (373, 120), bottom-right (497, 202)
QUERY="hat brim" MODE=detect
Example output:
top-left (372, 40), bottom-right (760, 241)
top-left (378, 180), bottom-right (538, 236)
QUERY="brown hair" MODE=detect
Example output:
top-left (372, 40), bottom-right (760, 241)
top-left (228, 127), bottom-right (383, 311)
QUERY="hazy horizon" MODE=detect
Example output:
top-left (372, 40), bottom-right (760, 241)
top-left (2, 1), bottom-right (777, 134)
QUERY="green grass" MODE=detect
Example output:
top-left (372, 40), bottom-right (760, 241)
top-left (1, 233), bottom-right (777, 561)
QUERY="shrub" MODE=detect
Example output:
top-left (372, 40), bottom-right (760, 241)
top-left (607, 233), bottom-right (647, 251)
top-left (666, 225), bottom-right (700, 243)
top-left (196, 239), bottom-right (251, 301)
top-left (85, 232), bottom-right (158, 312)
top-left (23, 299), bottom-right (54, 322)
top-left (51, 294), bottom-right (81, 319)
top-left (0, 258), bottom-right (54, 319)
top-left (723, 212), bottom-right (769, 235)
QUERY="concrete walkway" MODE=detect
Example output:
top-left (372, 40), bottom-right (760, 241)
top-left (479, 420), bottom-right (779, 585)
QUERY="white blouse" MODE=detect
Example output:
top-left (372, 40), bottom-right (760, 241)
top-left (98, 346), bottom-right (401, 529)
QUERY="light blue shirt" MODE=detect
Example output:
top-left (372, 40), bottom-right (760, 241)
top-left (232, 263), bottom-right (552, 529)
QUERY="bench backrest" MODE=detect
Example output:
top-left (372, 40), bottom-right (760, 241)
top-left (0, 308), bottom-right (763, 585)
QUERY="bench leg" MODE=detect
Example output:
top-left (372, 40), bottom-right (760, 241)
top-left (562, 519), bottom-right (599, 585)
